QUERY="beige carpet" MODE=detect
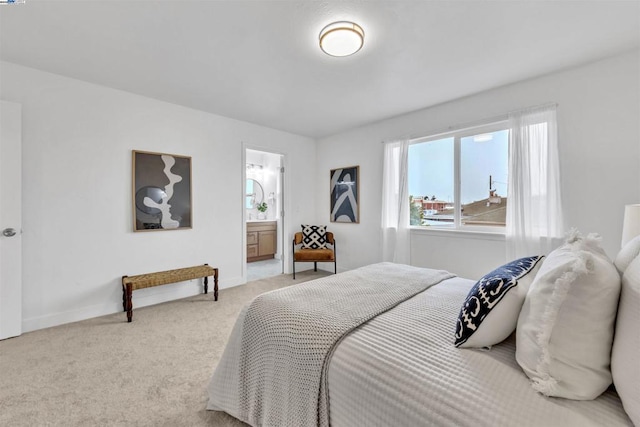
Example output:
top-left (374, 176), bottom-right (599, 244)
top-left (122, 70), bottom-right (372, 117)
top-left (0, 270), bottom-right (329, 427)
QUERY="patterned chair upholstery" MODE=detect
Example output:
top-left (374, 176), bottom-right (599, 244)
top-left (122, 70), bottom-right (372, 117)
top-left (292, 231), bottom-right (336, 279)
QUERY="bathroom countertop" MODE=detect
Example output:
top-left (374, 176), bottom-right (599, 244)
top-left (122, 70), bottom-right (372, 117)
top-left (247, 219), bottom-right (276, 223)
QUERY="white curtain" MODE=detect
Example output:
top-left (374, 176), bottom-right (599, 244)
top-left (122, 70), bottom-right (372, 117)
top-left (381, 139), bottom-right (410, 264)
top-left (506, 104), bottom-right (564, 259)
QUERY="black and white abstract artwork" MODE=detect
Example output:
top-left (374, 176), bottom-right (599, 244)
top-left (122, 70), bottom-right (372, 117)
top-left (330, 166), bottom-right (359, 223)
top-left (132, 150), bottom-right (192, 231)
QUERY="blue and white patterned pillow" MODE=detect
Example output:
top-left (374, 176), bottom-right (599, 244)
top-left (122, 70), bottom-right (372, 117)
top-left (301, 225), bottom-right (327, 249)
top-left (455, 256), bottom-right (544, 348)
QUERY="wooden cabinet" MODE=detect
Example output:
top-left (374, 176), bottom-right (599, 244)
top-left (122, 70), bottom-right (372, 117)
top-left (247, 221), bottom-right (277, 262)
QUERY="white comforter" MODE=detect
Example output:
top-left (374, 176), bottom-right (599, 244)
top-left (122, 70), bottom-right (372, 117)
top-left (328, 276), bottom-right (632, 427)
top-left (207, 262), bottom-right (454, 427)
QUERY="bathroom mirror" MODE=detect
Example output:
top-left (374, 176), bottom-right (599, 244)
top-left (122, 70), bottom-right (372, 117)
top-left (246, 179), bottom-right (264, 209)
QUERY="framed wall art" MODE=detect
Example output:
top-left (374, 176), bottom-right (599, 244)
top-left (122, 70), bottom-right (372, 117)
top-left (132, 150), bottom-right (192, 231)
top-left (330, 165), bottom-right (359, 223)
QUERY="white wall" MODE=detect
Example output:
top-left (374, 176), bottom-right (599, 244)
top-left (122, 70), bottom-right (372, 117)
top-left (316, 50), bottom-right (640, 279)
top-left (0, 61), bottom-right (316, 332)
top-left (3, 50), bottom-right (638, 331)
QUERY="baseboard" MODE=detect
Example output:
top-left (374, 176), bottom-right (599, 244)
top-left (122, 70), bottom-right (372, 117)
top-left (22, 275), bottom-right (244, 333)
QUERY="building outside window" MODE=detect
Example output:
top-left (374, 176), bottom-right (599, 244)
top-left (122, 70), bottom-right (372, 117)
top-left (408, 122), bottom-right (509, 228)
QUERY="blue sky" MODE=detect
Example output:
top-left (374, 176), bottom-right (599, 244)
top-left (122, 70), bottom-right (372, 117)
top-left (408, 130), bottom-right (508, 204)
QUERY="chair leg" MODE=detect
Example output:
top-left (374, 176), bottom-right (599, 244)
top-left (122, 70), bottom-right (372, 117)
top-left (293, 261), bottom-right (296, 280)
top-left (334, 261), bottom-right (337, 275)
top-left (314, 262), bottom-right (317, 272)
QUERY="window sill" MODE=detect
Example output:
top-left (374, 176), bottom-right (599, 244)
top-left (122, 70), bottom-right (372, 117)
top-left (409, 226), bottom-right (506, 241)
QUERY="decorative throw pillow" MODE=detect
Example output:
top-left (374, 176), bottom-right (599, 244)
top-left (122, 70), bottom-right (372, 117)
top-left (301, 225), bottom-right (326, 249)
top-left (611, 253), bottom-right (640, 426)
top-left (515, 230), bottom-right (621, 400)
top-left (454, 256), bottom-right (544, 348)
top-left (614, 234), bottom-right (640, 275)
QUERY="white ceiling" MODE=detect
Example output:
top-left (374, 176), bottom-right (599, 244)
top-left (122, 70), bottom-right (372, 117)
top-left (1, 1), bottom-right (639, 138)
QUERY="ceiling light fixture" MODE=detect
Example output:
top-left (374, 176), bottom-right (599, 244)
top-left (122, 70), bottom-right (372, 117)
top-left (319, 21), bottom-right (364, 57)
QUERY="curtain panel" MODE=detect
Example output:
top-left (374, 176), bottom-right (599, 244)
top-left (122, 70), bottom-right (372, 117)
top-left (506, 104), bottom-right (564, 259)
top-left (381, 139), bottom-right (410, 264)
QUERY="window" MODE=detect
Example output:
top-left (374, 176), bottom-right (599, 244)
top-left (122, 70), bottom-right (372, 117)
top-left (408, 122), bottom-right (509, 228)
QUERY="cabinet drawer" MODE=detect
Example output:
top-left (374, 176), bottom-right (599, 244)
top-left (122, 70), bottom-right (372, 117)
top-left (247, 221), bottom-right (277, 232)
top-left (247, 232), bottom-right (258, 245)
top-left (247, 244), bottom-right (258, 258)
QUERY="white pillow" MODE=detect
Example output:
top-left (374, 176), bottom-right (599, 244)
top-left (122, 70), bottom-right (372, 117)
top-left (614, 234), bottom-right (640, 275)
top-left (611, 254), bottom-right (640, 425)
top-left (454, 256), bottom-right (544, 348)
top-left (515, 231), bottom-right (621, 400)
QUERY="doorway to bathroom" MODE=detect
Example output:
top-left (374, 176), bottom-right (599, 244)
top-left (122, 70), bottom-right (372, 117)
top-left (244, 147), bottom-right (285, 282)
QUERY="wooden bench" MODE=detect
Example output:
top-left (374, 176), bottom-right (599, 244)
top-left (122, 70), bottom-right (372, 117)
top-left (121, 264), bottom-right (218, 322)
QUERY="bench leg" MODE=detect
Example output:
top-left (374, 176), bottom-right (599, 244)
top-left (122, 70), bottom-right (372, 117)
top-left (125, 283), bottom-right (133, 323)
top-left (214, 268), bottom-right (219, 301)
top-left (314, 262), bottom-right (317, 272)
top-left (204, 276), bottom-right (208, 294)
top-left (122, 276), bottom-right (128, 312)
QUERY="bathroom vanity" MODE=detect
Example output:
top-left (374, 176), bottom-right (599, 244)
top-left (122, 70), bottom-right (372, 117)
top-left (247, 221), bottom-right (277, 262)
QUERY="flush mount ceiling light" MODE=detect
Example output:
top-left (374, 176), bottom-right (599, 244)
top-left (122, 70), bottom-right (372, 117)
top-left (319, 21), bottom-right (364, 57)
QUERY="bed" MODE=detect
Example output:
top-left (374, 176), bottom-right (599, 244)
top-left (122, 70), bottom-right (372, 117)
top-left (207, 259), bottom-right (637, 426)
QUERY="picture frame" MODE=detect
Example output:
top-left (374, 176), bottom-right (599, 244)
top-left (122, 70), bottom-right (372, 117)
top-left (132, 150), bottom-right (192, 232)
top-left (330, 165), bottom-right (359, 223)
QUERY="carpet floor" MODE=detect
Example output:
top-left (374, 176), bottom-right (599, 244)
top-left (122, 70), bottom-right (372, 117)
top-left (0, 270), bottom-right (329, 427)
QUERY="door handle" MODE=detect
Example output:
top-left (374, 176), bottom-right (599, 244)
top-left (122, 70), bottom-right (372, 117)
top-left (2, 228), bottom-right (18, 237)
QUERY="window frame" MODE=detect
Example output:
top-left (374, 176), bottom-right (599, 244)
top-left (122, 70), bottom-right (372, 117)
top-left (409, 120), bottom-right (510, 233)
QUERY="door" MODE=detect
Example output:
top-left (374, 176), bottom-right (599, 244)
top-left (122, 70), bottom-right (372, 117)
top-left (0, 100), bottom-right (22, 340)
top-left (278, 158), bottom-right (285, 274)
top-left (258, 230), bottom-right (276, 257)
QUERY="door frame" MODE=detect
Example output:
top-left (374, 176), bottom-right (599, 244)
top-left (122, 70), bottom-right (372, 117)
top-left (241, 143), bottom-right (289, 283)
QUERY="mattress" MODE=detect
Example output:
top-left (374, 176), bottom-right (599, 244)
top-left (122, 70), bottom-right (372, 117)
top-left (328, 277), bottom-right (632, 427)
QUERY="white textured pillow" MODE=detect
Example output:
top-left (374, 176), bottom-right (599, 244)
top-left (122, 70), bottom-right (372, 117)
top-left (611, 255), bottom-right (640, 425)
top-left (614, 234), bottom-right (640, 275)
top-left (515, 231), bottom-right (621, 400)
